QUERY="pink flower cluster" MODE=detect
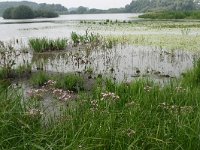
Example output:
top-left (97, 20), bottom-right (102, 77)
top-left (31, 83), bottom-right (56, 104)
top-left (175, 86), bottom-right (187, 93)
top-left (27, 80), bottom-right (74, 102)
top-left (52, 89), bottom-right (73, 102)
top-left (144, 85), bottom-right (152, 92)
top-left (27, 88), bottom-right (47, 99)
top-left (27, 108), bottom-right (43, 117)
top-left (159, 102), bottom-right (193, 115)
top-left (101, 92), bottom-right (120, 101)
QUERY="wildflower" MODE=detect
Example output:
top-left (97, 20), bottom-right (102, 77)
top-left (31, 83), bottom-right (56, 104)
top-left (158, 102), bottom-right (193, 115)
top-left (27, 108), bottom-right (43, 117)
top-left (101, 92), bottom-right (120, 101)
top-left (175, 86), bottom-right (186, 93)
top-left (127, 129), bottom-right (136, 137)
top-left (144, 85), bottom-right (152, 92)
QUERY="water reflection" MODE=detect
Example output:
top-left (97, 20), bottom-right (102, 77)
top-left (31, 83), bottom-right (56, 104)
top-left (27, 44), bottom-right (198, 82)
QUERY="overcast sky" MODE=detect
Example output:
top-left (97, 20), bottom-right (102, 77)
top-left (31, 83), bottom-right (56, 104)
top-left (3, 0), bottom-right (132, 9)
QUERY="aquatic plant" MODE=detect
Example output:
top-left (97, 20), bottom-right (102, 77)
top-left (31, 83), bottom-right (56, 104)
top-left (30, 71), bottom-right (50, 87)
top-left (29, 38), bottom-right (67, 52)
top-left (55, 73), bottom-right (84, 92)
top-left (0, 41), bottom-right (31, 79)
top-left (70, 31), bottom-right (101, 47)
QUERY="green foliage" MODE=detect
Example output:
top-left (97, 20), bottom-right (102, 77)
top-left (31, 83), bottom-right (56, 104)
top-left (34, 9), bottom-right (58, 18)
top-left (181, 59), bottom-right (200, 87)
top-left (71, 31), bottom-right (101, 46)
top-left (55, 74), bottom-right (84, 91)
top-left (3, 5), bottom-right (59, 19)
top-left (0, 1), bottom-right (68, 16)
top-left (13, 5), bottom-right (34, 19)
top-left (29, 38), bottom-right (67, 53)
top-left (125, 0), bottom-right (196, 13)
top-left (139, 11), bottom-right (200, 19)
top-left (30, 71), bottom-right (49, 87)
top-left (2, 7), bottom-right (13, 19)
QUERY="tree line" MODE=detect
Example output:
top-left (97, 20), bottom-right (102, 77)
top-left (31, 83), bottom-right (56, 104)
top-left (125, 0), bottom-right (200, 13)
top-left (1, 0), bottom-right (200, 18)
top-left (0, 1), bottom-right (68, 16)
top-left (67, 0), bottom-right (200, 14)
top-left (3, 5), bottom-right (58, 19)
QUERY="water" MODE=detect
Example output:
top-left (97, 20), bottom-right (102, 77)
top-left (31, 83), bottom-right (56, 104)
top-left (13, 44), bottom-right (198, 83)
top-left (1, 13), bottom-right (198, 122)
top-left (0, 13), bottom-right (140, 41)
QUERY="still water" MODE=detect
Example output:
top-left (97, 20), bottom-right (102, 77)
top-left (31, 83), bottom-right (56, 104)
top-left (0, 13), bottom-right (140, 41)
top-left (0, 13), bottom-right (199, 83)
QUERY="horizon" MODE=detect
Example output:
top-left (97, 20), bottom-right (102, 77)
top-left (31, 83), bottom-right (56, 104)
top-left (2, 0), bottom-right (133, 9)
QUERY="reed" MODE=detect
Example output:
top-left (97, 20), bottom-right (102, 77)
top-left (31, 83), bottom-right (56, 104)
top-left (29, 38), bottom-right (67, 52)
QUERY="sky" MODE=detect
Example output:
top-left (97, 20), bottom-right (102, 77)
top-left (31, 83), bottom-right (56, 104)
top-left (3, 0), bottom-right (133, 9)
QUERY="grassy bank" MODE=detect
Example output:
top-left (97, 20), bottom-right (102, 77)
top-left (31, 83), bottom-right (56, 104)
top-left (1, 58), bottom-right (200, 149)
top-left (139, 11), bottom-right (200, 20)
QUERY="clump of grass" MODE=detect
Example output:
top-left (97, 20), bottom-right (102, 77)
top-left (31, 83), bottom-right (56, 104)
top-left (30, 71), bottom-right (50, 87)
top-left (181, 59), bottom-right (200, 87)
top-left (71, 31), bottom-right (101, 47)
top-left (14, 63), bottom-right (32, 78)
top-left (55, 73), bottom-right (84, 92)
top-left (29, 38), bottom-right (67, 53)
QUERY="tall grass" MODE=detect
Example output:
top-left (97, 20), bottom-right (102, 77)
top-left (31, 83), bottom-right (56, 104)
top-left (71, 31), bottom-right (101, 46)
top-left (29, 38), bottom-right (67, 53)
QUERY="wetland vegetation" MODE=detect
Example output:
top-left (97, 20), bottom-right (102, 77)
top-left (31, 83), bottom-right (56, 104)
top-left (1, 1), bottom-right (200, 148)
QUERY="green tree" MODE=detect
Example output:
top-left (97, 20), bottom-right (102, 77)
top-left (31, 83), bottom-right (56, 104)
top-left (77, 6), bottom-right (88, 14)
top-left (2, 7), bottom-right (13, 19)
top-left (12, 5), bottom-right (34, 19)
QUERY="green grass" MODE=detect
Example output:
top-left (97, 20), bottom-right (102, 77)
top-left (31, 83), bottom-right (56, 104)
top-left (1, 60), bottom-right (200, 149)
top-left (30, 72), bottom-right (84, 92)
top-left (29, 38), bottom-right (67, 53)
top-left (30, 71), bottom-right (50, 87)
top-left (71, 31), bottom-right (101, 47)
top-left (54, 73), bottom-right (84, 92)
top-left (0, 64), bottom-right (32, 80)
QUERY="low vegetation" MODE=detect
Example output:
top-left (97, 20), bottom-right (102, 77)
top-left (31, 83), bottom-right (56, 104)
top-left (29, 38), bottom-right (67, 52)
top-left (139, 11), bottom-right (200, 20)
top-left (71, 31), bottom-right (101, 46)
